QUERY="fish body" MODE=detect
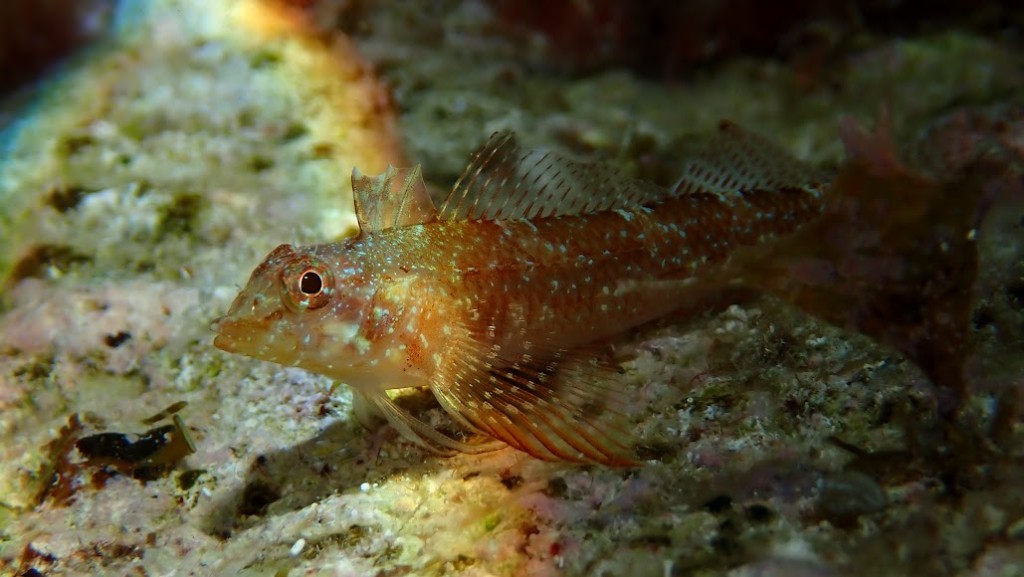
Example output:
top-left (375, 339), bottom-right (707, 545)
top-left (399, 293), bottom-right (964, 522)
top-left (213, 125), bottom-right (827, 465)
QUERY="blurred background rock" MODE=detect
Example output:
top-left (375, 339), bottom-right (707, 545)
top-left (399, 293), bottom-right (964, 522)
top-left (0, 0), bottom-right (116, 95)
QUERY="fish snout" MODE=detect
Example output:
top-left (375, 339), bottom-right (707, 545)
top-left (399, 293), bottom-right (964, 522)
top-left (210, 316), bottom-right (236, 352)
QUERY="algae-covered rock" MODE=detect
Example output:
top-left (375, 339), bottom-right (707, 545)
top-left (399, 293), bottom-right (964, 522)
top-left (0, 0), bottom-right (403, 571)
top-left (0, 0), bottom-right (403, 288)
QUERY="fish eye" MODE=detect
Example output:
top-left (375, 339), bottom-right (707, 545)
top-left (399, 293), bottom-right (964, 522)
top-left (281, 261), bottom-right (332, 311)
top-left (299, 269), bottom-right (323, 295)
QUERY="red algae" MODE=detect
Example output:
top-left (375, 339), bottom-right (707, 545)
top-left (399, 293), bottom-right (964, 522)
top-left (734, 108), bottom-right (1024, 405)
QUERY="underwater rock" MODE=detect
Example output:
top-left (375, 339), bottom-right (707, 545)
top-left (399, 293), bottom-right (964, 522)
top-left (817, 470), bottom-right (888, 528)
top-left (0, 0), bottom-right (403, 572)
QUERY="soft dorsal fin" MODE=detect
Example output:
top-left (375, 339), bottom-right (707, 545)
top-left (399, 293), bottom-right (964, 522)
top-left (438, 132), bottom-right (668, 222)
top-left (672, 121), bottom-right (827, 198)
top-left (351, 165), bottom-right (437, 232)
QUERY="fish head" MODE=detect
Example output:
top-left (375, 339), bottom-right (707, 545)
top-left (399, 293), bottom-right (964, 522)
top-left (212, 242), bottom-right (383, 380)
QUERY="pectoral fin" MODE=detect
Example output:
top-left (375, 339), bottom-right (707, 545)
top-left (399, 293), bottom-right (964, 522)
top-left (429, 328), bottom-right (639, 467)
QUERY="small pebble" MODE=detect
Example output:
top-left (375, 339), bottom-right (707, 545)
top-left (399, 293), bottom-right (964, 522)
top-left (818, 470), bottom-right (887, 527)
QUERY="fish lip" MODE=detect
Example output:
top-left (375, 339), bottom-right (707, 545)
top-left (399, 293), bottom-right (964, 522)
top-left (211, 316), bottom-right (236, 352)
top-left (212, 333), bottom-right (235, 352)
top-left (210, 315), bottom-right (256, 352)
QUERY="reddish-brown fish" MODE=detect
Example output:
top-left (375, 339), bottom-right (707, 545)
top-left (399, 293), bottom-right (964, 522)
top-left (212, 124), bottom-right (827, 465)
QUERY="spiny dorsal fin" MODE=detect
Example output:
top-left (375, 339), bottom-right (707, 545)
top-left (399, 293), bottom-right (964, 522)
top-left (673, 121), bottom-right (827, 198)
top-left (439, 131), bottom-right (667, 222)
top-left (351, 165), bottom-right (437, 233)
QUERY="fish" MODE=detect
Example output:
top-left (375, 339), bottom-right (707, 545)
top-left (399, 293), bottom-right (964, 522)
top-left (212, 122), bottom-right (828, 466)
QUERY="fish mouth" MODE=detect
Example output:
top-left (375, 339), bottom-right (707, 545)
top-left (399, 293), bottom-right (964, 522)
top-left (210, 316), bottom-right (235, 352)
top-left (211, 315), bottom-right (259, 353)
top-left (212, 332), bottom-right (236, 353)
